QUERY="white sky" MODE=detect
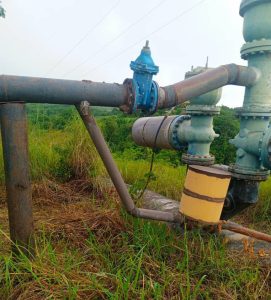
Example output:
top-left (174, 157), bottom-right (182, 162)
top-left (0, 0), bottom-right (246, 107)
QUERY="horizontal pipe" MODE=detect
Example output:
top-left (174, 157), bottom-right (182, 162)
top-left (158, 64), bottom-right (259, 108)
top-left (0, 75), bottom-right (128, 107)
top-left (135, 208), bottom-right (178, 222)
top-left (132, 116), bottom-right (178, 149)
top-left (222, 221), bottom-right (271, 243)
top-left (132, 115), bottom-right (190, 150)
top-left (76, 101), bottom-right (181, 223)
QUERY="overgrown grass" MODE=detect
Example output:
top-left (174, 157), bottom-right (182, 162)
top-left (0, 118), bottom-right (269, 299)
top-left (116, 159), bottom-right (186, 200)
top-left (0, 213), bottom-right (269, 299)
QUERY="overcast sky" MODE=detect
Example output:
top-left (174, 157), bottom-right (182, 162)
top-left (0, 0), bottom-right (246, 107)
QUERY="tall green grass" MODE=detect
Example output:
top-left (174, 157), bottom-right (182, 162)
top-left (0, 118), bottom-right (270, 299)
top-left (116, 159), bottom-right (186, 200)
top-left (0, 217), bottom-right (269, 299)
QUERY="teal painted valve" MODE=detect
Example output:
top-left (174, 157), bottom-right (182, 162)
top-left (229, 0), bottom-right (271, 180)
top-left (182, 67), bottom-right (221, 166)
top-left (129, 41), bottom-right (159, 114)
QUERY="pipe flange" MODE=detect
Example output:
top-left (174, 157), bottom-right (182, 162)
top-left (240, 0), bottom-right (271, 16)
top-left (241, 40), bottom-right (271, 59)
top-left (260, 125), bottom-right (271, 169)
top-left (228, 164), bottom-right (269, 181)
top-left (186, 105), bottom-right (221, 116)
top-left (235, 106), bottom-right (271, 118)
top-left (121, 78), bottom-right (135, 114)
top-left (149, 81), bottom-right (159, 114)
top-left (169, 115), bottom-right (191, 150)
top-left (182, 153), bottom-right (215, 166)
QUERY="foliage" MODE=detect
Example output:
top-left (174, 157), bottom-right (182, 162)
top-left (26, 104), bottom-right (120, 130)
top-left (0, 2), bottom-right (5, 18)
top-left (0, 104), bottom-right (269, 299)
top-left (211, 106), bottom-right (239, 164)
top-left (0, 181), bottom-right (270, 299)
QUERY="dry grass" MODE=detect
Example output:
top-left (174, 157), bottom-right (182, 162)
top-left (0, 177), bottom-right (270, 299)
top-left (0, 120), bottom-right (269, 299)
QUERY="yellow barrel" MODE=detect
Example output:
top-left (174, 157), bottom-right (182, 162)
top-left (180, 165), bottom-right (231, 224)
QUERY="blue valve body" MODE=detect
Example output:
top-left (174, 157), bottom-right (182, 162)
top-left (130, 42), bottom-right (159, 114)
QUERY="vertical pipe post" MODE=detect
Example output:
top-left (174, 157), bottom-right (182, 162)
top-left (0, 103), bottom-right (34, 256)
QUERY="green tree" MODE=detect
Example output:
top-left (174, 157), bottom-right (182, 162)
top-left (211, 106), bottom-right (239, 164)
top-left (0, 1), bottom-right (5, 18)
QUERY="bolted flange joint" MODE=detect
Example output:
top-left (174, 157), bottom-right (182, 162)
top-left (259, 124), bottom-right (271, 170)
top-left (180, 67), bottom-right (222, 166)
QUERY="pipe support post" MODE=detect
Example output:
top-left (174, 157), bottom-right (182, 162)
top-left (0, 103), bottom-right (34, 256)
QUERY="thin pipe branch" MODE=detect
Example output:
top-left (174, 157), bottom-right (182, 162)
top-left (221, 221), bottom-right (271, 243)
top-left (76, 101), bottom-right (183, 224)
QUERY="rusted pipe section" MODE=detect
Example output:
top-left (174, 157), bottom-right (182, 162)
top-left (141, 189), bottom-right (271, 244)
top-left (158, 64), bottom-right (259, 108)
top-left (0, 75), bottom-right (130, 110)
top-left (76, 101), bottom-right (182, 223)
top-left (132, 115), bottom-right (191, 150)
top-left (0, 103), bottom-right (34, 256)
top-left (221, 221), bottom-right (271, 243)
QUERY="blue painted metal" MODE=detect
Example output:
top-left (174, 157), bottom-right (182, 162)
top-left (130, 41), bottom-right (159, 114)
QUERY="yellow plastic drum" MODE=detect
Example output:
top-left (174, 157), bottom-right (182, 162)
top-left (180, 165), bottom-right (231, 224)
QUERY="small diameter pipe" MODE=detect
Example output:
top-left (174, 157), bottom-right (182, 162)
top-left (0, 75), bottom-right (129, 108)
top-left (76, 101), bottom-right (181, 223)
top-left (222, 221), bottom-right (271, 243)
top-left (159, 64), bottom-right (259, 108)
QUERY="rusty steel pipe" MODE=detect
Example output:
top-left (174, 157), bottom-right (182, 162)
top-left (0, 75), bottom-right (129, 109)
top-left (76, 101), bottom-right (182, 223)
top-left (0, 103), bottom-right (34, 256)
top-left (132, 116), bottom-right (178, 149)
top-left (132, 115), bottom-right (191, 150)
top-left (158, 64), bottom-right (259, 108)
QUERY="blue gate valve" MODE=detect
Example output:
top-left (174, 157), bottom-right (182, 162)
top-left (130, 41), bottom-right (159, 114)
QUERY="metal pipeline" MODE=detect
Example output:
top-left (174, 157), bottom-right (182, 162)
top-left (132, 115), bottom-right (191, 150)
top-left (0, 64), bottom-right (259, 113)
top-left (76, 101), bottom-right (182, 223)
top-left (158, 64), bottom-right (259, 108)
top-left (0, 75), bottom-right (130, 110)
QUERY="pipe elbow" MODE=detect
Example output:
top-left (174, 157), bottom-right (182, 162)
top-left (223, 64), bottom-right (260, 87)
top-left (129, 207), bottom-right (140, 217)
